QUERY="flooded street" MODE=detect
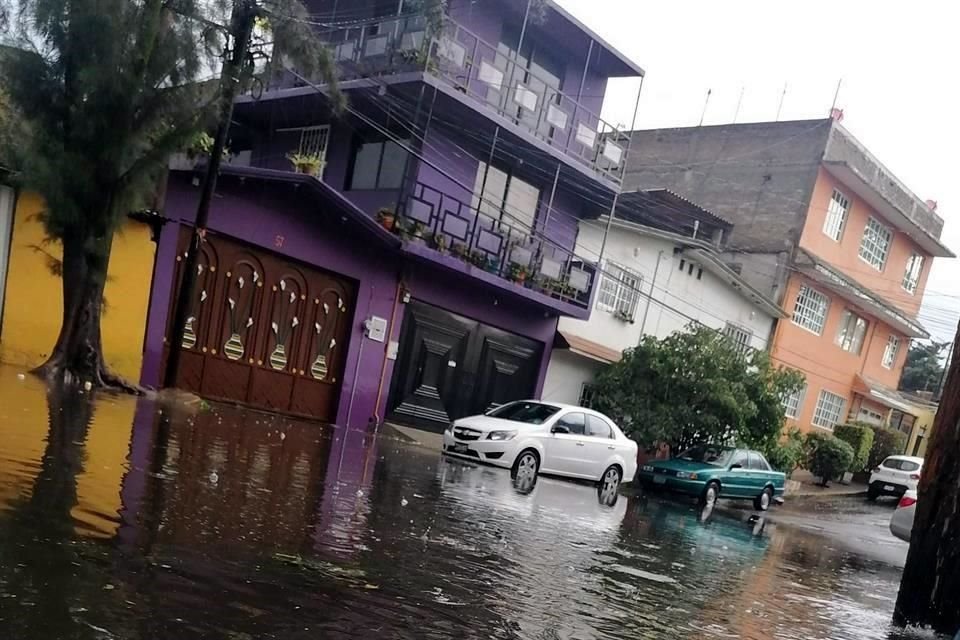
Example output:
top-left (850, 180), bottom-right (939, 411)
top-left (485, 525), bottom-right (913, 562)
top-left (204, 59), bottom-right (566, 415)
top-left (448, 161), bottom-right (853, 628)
top-left (0, 365), bottom-right (942, 639)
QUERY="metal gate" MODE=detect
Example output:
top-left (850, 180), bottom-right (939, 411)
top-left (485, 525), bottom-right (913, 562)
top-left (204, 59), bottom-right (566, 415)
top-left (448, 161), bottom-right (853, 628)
top-left (164, 228), bottom-right (355, 422)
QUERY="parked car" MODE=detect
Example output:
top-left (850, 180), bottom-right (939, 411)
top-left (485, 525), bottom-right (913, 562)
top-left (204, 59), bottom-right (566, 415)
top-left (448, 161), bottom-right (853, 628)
top-left (636, 445), bottom-right (786, 511)
top-left (441, 401), bottom-right (638, 493)
top-left (868, 455), bottom-right (924, 501)
top-left (890, 490), bottom-right (917, 542)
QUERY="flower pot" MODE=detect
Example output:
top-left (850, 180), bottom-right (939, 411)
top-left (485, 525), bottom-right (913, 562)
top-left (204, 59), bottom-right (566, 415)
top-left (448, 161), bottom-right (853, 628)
top-left (378, 214), bottom-right (395, 231)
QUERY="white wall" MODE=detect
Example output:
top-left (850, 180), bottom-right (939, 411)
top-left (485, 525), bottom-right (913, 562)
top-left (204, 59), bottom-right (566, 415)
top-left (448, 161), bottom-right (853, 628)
top-left (559, 223), bottom-right (776, 354)
top-left (541, 349), bottom-right (603, 405)
top-left (0, 186), bottom-right (14, 330)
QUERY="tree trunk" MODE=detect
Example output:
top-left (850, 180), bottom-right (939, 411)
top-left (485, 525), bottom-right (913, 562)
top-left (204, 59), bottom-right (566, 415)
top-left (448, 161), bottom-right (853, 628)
top-left (894, 334), bottom-right (960, 635)
top-left (33, 229), bottom-right (141, 393)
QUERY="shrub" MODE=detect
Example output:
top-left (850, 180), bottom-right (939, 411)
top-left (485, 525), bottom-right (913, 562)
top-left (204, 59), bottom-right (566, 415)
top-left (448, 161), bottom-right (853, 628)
top-left (809, 437), bottom-right (855, 485)
top-left (833, 422), bottom-right (876, 472)
top-left (867, 426), bottom-right (908, 470)
top-left (765, 428), bottom-right (805, 478)
top-left (802, 431), bottom-right (832, 469)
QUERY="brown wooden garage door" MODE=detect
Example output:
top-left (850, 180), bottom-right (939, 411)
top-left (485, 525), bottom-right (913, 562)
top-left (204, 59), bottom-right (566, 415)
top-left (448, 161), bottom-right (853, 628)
top-left (164, 228), bottom-right (355, 422)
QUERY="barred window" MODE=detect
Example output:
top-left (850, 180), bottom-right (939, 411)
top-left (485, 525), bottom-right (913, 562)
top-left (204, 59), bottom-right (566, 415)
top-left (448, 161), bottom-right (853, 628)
top-left (882, 334), bottom-right (901, 369)
top-left (835, 310), bottom-right (868, 354)
top-left (596, 263), bottom-right (642, 320)
top-left (579, 383), bottom-right (598, 409)
top-left (723, 323), bottom-right (753, 354)
top-left (812, 390), bottom-right (846, 430)
top-left (902, 253), bottom-right (924, 294)
top-left (823, 189), bottom-right (850, 241)
top-left (782, 383), bottom-right (806, 419)
top-left (792, 285), bottom-right (829, 335)
top-left (859, 217), bottom-right (893, 270)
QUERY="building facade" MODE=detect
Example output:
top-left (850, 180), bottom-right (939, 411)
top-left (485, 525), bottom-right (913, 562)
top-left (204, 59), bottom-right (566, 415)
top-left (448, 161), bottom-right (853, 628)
top-left (542, 194), bottom-right (784, 405)
top-left (623, 119), bottom-right (953, 434)
top-left (138, 0), bottom-right (644, 430)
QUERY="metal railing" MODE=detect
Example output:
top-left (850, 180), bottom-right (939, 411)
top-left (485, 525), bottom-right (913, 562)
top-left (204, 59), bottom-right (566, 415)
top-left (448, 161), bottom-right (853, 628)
top-left (291, 13), bottom-right (628, 184)
top-left (396, 181), bottom-right (596, 309)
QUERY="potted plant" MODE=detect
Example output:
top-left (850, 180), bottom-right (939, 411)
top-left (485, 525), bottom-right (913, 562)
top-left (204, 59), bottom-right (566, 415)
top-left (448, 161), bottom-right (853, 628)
top-left (376, 207), bottom-right (396, 231)
top-left (485, 255), bottom-right (501, 274)
top-left (286, 152), bottom-right (324, 177)
top-left (450, 241), bottom-right (467, 259)
top-left (468, 250), bottom-right (486, 268)
top-left (614, 309), bottom-right (635, 323)
top-left (508, 263), bottom-right (528, 285)
top-left (431, 233), bottom-right (448, 254)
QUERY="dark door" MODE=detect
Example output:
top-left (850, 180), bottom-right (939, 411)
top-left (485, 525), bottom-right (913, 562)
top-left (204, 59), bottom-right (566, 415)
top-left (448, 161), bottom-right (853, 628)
top-left (387, 301), bottom-right (543, 431)
top-left (163, 228), bottom-right (355, 422)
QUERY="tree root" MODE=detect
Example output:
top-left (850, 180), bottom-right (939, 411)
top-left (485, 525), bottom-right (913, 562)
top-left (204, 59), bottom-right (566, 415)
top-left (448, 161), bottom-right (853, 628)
top-left (32, 359), bottom-right (146, 396)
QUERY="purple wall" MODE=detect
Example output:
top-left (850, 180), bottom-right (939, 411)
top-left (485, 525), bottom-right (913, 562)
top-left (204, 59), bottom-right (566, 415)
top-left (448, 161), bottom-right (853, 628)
top-left (143, 174), bottom-right (401, 431)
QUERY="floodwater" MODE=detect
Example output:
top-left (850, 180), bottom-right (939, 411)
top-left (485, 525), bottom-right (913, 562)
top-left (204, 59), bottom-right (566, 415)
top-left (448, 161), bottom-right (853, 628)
top-left (0, 365), bottom-right (945, 639)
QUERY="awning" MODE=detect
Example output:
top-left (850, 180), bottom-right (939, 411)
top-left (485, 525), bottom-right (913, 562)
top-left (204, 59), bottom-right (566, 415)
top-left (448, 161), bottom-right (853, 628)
top-left (853, 375), bottom-right (919, 415)
top-left (554, 331), bottom-right (623, 364)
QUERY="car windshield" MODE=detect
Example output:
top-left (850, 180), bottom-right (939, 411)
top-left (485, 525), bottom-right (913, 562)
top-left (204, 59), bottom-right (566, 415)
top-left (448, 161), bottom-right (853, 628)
top-left (487, 402), bottom-right (561, 424)
top-left (677, 445), bottom-right (735, 467)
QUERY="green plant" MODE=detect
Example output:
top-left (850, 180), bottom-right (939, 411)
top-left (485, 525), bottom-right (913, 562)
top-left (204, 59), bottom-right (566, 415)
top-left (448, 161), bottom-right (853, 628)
top-left (868, 426), bottom-right (909, 470)
top-left (431, 233), bottom-right (448, 253)
top-left (764, 427), bottom-right (804, 478)
top-left (468, 250), bottom-right (486, 267)
top-left (802, 431), bottom-right (832, 468)
top-left (450, 241), bottom-right (467, 258)
top-left (286, 152), bottom-right (324, 176)
top-left (834, 422), bottom-right (876, 472)
top-left (508, 262), bottom-right (528, 283)
top-left (808, 436), bottom-right (855, 486)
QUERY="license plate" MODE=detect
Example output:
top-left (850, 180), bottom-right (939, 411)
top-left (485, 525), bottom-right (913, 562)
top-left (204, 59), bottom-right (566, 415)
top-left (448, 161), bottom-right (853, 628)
top-left (884, 484), bottom-right (895, 491)
top-left (453, 443), bottom-right (469, 454)
top-left (653, 475), bottom-right (667, 485)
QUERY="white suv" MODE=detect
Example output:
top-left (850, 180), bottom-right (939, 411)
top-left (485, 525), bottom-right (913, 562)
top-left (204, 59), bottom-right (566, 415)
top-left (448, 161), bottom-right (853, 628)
top-left (868, 455), bottom-right (924, 501)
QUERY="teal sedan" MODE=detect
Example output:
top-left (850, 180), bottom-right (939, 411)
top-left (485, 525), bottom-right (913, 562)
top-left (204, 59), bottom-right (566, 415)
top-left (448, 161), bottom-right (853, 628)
top-left (637, 445), bottom-right (785, 511)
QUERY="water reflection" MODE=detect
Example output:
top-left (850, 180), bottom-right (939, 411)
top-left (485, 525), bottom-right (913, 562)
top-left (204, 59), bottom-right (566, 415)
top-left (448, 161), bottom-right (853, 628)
top-left (0, 365), bottom-right (948, 639)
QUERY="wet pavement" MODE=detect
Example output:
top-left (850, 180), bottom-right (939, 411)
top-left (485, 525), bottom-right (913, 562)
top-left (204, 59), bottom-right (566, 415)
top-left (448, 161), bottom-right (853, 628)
top-left (0, 364), bottom-right (947, 639)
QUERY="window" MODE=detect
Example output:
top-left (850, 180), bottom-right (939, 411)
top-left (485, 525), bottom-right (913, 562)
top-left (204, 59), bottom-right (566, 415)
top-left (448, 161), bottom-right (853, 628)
top-left (881, 458), bottom-right (921, 472)
top-left (723, 323), bottom-right (753, 354)
top-left (882, 334), bottom-right (901, 369)
top-left (597, 263), bottom-right (641, 319)
top-left (859, 217), bottom-right (893, 270)
top-left (555, 412), bottom-right (586, 435)
top-left (792, 285), bottom-right (830, 334)
top-left (782, 383), bottom-right (806, 419)
top-left (729, 451), bottom-right (750, 469)
top-left (748, 452), bottom-right (770, 471)
top-left (290, 125), bottom-right (330, 177)
top-left (835, 310), bottom-right (868, 354)
top-left (586, 415), bottom-right (613, 439)
top-left (823, 189), bottom-right (850, 241)
top-left (472, 162), bottom-right (540, 231)
top-left (579, 383), bottom-right (598, 409)
top-left (488, 401), bottom-right (560, 424)
top-left (857, 406), bottom-right (884, 425)
top-left (812, 390), bottom-right (846, 430)
top-left (348, 138), bottom-right (409, 190)
top-left (902, 253), bottom-right (924, 294)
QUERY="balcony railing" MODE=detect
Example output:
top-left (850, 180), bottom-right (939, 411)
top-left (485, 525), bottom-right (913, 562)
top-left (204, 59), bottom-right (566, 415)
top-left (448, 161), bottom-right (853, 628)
top-left (395, 181), bottom-right (596, 310)
top-left (311, 14), bottom-right (629, 185)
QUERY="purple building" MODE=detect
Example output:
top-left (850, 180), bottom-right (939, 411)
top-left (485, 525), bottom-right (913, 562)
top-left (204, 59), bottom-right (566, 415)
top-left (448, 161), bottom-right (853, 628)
top-left (141, 0), bottom-right (644, 431)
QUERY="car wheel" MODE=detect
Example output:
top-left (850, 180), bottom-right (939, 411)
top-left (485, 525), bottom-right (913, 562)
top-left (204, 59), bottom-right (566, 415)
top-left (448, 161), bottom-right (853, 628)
top-left (754, 487), bottom-right (773, 511)
top-left (701, 481), bottom-right (721, 507)
top-left (598, 465), bottom-right (622, 504)
top-left (867, 484), bottom-right (879, 502)
top-left (511, 450), bottom-right (540, 483)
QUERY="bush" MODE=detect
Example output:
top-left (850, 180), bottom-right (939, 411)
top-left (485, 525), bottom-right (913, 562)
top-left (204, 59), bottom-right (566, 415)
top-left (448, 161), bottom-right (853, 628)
top-left (764, 428), bottom-right (804, 478)
top-left (809, 436), bottom-right (855, 485)
top-left (802, 431), bottom-right (832, 469)
top-left (867, 426), bottom-right (908, 470)
top-left (833, 422), bottom-right (876, 472)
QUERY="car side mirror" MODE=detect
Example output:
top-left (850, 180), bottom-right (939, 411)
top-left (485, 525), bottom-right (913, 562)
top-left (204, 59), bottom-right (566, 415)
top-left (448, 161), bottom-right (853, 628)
top-left (730, 463), bottom-right (743, 470)
top-left (552, 425), bottom-right (570, 435)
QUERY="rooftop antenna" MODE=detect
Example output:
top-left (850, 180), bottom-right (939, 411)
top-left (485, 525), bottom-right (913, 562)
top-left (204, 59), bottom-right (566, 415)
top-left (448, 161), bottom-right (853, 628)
top-left (732, 86), bottom-right (745, 123)
top-left (698, 88), bottom-right (712, 126)
top-left (829, 78), bottom-right (844, 115)
top-left (775, 83), bottom-right (787, 121)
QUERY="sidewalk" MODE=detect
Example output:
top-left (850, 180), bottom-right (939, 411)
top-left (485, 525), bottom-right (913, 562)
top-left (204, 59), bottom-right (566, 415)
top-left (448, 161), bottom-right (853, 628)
top-left (785, 470), bottom-right (868, 500)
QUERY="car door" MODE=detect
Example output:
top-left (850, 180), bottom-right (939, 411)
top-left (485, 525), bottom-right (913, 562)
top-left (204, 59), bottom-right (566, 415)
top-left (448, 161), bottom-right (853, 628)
top-left (582, 415), bottom-right (618, 479)
top-left (543, 412), bottom-right (588, 477)
top-left (723, 450), bottom-right (753, 497)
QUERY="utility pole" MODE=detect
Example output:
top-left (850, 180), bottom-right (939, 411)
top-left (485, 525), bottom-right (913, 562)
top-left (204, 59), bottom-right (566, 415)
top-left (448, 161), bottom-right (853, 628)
top-left (164, 0), bottom-right (259, 387)
top-left (894, 325), bottom-right (960, 635)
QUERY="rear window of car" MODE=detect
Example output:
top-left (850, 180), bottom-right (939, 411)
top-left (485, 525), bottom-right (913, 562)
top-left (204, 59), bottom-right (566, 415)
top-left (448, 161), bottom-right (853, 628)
top-left (900, 461), bottom-right (921, 472)
top-left (748, 452), bottom-right (770, 471)
top-left (882, 458), bottom-right (921, 471)
top-left (488, 402), bottom-right (560, 424)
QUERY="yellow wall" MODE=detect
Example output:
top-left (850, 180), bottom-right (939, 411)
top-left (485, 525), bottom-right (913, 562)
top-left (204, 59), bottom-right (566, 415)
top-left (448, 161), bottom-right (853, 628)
top-left (906, 404), bottom-right (937, 458)
top-left (0, 191), bottom-right (155, 381)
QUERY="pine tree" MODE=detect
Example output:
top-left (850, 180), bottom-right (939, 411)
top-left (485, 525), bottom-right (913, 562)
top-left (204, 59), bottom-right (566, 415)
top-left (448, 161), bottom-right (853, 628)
top-left (0, 0), bottom-right (341, 389)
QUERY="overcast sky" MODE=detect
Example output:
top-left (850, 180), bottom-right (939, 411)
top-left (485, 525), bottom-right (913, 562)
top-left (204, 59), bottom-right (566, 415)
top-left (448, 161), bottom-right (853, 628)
top-left (556, 0), bottom-right (960, 343)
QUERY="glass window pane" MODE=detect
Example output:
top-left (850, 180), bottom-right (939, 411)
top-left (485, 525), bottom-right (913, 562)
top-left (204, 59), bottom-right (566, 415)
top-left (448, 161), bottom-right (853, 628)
top-left (586, 415), bottom-right (612, 438)
top-left (350, 142), bottom-right (382, 190)
top-left (503, 174), bottom-right (540, 231)
top-left (377, 140), bottom-right (409, 189)
top-left (558, 412), bottom-right (586, 435)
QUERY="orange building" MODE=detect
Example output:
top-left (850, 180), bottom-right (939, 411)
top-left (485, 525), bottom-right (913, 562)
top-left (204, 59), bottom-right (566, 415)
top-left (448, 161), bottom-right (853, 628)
top-left (625, 119), bottom-right (953, 435)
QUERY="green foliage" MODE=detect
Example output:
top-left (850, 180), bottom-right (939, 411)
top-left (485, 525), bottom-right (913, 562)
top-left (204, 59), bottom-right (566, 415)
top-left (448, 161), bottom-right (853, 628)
top-left (833, 422), bottom-right (876, 472)
top-left (868, 426), bottom-right (909, 470)
top-left (899, 341), bottom-right (949, 393)
top-left (764, 427), bottom-right (804, 477)
top-left (802, 431), bottom-right (832, 469)
top-left (590, 324), bottom-right (805, 452)
top-left (809, 436), bottom-right (855, 484)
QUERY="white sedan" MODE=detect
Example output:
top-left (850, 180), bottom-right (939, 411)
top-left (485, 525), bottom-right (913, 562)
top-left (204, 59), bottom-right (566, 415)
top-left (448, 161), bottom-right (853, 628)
top-left (442, 401), bottom-right (638, 493)
top-left (890, 490), bottom-right (917, 542)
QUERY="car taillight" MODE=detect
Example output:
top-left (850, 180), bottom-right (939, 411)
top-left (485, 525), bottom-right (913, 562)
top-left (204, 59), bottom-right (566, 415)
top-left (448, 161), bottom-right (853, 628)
top-left (910, 473), bottom-right (921, 480)
top-left (899, 496), bottom-right (917, 509)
